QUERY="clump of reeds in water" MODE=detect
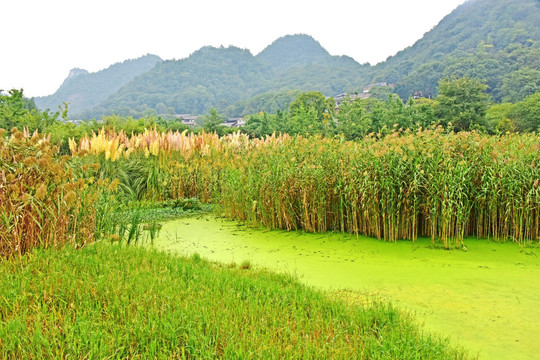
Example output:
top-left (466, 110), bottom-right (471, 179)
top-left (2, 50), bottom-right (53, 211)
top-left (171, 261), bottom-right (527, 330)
top-left (69, 127), bottom-right (540, 248)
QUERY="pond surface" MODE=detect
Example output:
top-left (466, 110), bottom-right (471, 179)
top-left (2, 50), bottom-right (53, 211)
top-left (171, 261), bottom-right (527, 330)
top-left (152, 215), bottom-right (540, 360)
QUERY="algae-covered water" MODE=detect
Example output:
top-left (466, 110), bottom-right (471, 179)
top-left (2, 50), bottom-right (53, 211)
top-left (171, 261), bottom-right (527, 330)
top-left (152, 215), bottom-right (540, 360)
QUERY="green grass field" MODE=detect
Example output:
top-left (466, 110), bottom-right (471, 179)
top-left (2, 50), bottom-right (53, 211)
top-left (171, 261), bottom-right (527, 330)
top-left (0, 242), bottom-right (468, 359)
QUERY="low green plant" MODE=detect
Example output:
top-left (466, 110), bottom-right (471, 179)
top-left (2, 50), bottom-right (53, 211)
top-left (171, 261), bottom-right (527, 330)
top-left (240, 259), bottom-right (251, 270)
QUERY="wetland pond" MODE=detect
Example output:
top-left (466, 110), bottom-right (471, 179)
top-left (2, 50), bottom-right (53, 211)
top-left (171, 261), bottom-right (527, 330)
top-left (152, 215), bottom-right (540, 360)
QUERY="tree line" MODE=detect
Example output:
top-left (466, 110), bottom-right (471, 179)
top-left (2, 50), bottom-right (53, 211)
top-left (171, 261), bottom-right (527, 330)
top-left (242, 77), bottom-right (539, 139)
top-left (2, 76), bottom-right (539, 149)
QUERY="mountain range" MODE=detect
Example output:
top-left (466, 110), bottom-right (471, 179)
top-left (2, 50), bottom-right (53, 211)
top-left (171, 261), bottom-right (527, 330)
top-left (34, 0), bottom-right (540, 119)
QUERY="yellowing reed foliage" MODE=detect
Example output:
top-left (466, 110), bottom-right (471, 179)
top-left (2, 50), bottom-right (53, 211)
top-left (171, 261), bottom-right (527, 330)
top-left (1, 128), bottom-right (109, 258)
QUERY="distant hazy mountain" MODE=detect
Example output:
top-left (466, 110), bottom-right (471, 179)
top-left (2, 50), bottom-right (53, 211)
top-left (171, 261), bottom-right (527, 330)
top-left (34, 54), bottom-right (162, 117)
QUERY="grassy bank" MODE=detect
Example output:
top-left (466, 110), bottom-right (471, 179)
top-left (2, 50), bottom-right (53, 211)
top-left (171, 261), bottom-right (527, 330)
top-left (0, 242), bottom-right (468, 359)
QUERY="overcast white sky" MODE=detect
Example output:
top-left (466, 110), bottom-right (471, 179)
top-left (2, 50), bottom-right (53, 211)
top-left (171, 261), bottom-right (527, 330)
top-left (1, 0), bottom-right (467, 97)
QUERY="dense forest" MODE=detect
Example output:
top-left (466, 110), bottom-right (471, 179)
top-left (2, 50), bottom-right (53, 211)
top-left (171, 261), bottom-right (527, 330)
top-left (375, 0), bottom-right (540, 99)
top-left (241, 80), bottom-right (539, 139)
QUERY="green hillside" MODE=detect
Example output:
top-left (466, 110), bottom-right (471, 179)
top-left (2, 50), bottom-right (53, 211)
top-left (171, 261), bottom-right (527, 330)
top-left (34, 54), bottom-right (162, 118)
top-left (89, 46), bottom-right (270, 118)
top-left (88, 35), bottom-right (369, 118)
top-left (374, 0), bottom-right (540, 100)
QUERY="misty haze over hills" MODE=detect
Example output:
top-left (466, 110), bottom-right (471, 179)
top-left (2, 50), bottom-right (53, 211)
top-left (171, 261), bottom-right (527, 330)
top-left (34, 0), bottom-right (540, 119)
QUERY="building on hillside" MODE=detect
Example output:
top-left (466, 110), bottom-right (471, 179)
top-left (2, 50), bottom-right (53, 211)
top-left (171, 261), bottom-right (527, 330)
top-left (175, 114), bottom-right (245, 128)
top-left (333, 82), bottom-right (394, 108)
top-left (222, 118), bottom-right (245, 127)
top-left (333, 92), bottom-right (370, 112)
top-left (362, 82), bottom-right (391, 94)
top-left (176, 114), bottom-right (197, 126)
top-left (413, 91), bottom-right (424, 99)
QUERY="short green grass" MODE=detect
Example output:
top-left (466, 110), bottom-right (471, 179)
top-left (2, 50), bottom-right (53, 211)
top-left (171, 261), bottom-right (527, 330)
top-left (0, 242), bottom-right (468, 359)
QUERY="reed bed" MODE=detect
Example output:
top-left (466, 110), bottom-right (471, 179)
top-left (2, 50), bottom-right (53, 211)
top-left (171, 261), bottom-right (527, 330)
top-left (69, 127), bottom-right (540, 248)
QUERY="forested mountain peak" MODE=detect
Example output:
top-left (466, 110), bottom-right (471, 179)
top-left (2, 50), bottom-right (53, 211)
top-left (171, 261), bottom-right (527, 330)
top-left (188, 45), bottom-right (254, 59)
top-left (67, 68), bottom-right (89, 79)
top-left (256, 34), bottom-right (333, 70)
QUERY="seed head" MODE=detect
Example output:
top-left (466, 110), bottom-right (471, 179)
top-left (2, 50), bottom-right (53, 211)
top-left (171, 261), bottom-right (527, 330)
top-left (36, 183), bottom-right (47, 200)
top-left (64, 190), bottom-right (77, 207)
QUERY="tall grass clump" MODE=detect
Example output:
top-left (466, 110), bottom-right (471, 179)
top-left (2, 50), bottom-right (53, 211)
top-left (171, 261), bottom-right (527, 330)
top-left (69, 128), bottom-right (225, 202)
top-left (214, 129), bottom-right (539, 247)
top-left (0, 128), bottom-right (120, 258)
